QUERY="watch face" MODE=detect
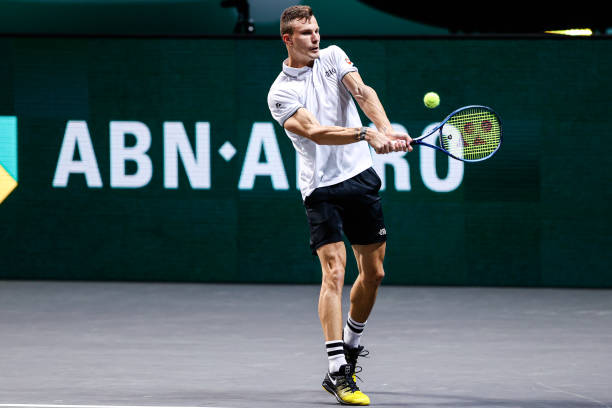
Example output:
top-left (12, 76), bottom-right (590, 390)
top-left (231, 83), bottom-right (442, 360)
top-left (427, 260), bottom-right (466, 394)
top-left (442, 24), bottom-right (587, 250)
top-left (359, 127), bottom-right (367, 140)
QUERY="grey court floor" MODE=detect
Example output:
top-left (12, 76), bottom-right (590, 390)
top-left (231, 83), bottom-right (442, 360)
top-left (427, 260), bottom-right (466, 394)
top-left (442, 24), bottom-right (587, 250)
top-left (1, 281), bottom-right (611, 408)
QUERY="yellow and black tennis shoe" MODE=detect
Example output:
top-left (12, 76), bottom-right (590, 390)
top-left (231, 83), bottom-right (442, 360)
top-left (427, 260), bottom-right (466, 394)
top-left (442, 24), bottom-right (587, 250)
top-left (322, 364), bottom-right (370, 405)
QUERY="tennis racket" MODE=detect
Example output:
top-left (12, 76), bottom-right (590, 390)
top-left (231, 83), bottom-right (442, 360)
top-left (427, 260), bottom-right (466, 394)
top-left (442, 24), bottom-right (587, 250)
top-left (409, 105), bottom-right (502, 162)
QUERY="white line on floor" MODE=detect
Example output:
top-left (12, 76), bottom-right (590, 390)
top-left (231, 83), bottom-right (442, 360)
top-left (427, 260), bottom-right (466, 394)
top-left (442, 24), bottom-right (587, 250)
top-left (0, 405), bottom-right (229, 408)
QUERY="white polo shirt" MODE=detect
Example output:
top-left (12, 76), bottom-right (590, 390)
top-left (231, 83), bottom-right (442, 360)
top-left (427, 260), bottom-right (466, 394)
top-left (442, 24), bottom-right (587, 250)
top-left (267, 45), bottom-right (373, 201)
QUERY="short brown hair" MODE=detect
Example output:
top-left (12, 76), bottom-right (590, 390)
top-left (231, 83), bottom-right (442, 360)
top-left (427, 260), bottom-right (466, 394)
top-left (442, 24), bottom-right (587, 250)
top-left (280, 5), bottom-right (313, 36)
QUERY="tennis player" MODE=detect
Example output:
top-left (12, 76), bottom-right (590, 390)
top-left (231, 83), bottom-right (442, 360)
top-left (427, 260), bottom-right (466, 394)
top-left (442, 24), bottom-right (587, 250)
top-left (267, 6), bottom-right (412, 405)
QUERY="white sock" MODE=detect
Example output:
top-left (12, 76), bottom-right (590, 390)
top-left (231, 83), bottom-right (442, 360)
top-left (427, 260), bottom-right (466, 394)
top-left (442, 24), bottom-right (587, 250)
top-left (326, 340), bottom-right (347, 374)
top-left (343, 315), bottom-right (366, 348)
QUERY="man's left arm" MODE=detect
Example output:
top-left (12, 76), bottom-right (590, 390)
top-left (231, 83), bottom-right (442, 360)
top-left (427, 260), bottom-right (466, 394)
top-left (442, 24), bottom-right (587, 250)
top-left (342, 71), bottom-right (412, 152)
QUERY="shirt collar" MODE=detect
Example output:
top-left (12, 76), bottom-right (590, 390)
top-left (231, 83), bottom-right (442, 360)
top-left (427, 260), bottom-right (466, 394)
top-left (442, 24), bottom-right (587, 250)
top-left (282, 59), bottom-right (313, 79)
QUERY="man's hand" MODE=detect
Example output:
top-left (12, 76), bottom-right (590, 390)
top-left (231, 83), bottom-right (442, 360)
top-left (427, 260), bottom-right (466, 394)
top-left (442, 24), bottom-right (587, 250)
top-left (366, 128), bottom-right (413, 154)
top-left (386, 129), bottom-right (413, 153)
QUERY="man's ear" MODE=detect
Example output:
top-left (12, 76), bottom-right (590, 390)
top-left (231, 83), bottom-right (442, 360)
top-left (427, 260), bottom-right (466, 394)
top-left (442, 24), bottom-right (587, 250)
top-left (282, 33), bottom-right (292, 47)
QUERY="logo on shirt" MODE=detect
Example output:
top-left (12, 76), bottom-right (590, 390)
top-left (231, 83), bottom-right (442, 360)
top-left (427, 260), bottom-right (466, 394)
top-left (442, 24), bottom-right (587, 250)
top-left (325, 67), bottom-right (337, 78)
top-left (275, 102), bottom-right (282, 109)
top-left (378, 228), bottom-right (386, 236)
top-left (345, 57), bottom-right (353, 65)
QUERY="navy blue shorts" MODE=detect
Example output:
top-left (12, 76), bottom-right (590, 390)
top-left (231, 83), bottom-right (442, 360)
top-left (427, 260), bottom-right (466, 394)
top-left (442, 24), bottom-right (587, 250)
top-left (303, 167), bottom-right (387, 254)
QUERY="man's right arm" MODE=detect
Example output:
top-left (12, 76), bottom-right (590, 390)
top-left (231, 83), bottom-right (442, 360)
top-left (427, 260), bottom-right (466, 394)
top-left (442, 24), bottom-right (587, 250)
top-left (284, 108), bottom-right (406, 154)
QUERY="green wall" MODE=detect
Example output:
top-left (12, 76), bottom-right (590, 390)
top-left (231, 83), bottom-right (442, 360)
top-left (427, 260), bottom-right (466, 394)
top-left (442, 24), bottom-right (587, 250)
top-left (0, 37), bottom-right (610, 287)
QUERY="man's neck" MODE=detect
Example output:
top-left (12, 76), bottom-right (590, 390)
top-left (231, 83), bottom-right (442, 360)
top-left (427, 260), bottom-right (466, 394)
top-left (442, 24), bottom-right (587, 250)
top-left (286, 55), bottom-right (315, 69)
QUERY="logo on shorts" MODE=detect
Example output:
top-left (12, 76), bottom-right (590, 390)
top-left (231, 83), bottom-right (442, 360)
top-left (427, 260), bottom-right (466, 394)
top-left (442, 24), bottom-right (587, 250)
top-left (378, 228), bottom-right (386, 236)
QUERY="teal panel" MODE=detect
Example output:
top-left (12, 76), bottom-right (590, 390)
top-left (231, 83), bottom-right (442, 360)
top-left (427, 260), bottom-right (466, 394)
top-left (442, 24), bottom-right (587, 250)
top-left (0, 116), bottom-right (17, 180)
top-left (0, 37), bottom-right (610, 287)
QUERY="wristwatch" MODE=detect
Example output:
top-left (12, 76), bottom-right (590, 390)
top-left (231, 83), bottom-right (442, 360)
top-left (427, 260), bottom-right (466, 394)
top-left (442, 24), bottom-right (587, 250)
top-left (356, 127), bottom-right (367, 141)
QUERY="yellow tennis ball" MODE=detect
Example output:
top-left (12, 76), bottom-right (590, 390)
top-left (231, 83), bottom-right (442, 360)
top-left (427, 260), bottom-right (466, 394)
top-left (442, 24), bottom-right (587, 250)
top-left (424, 92), bottom-right (440, 109)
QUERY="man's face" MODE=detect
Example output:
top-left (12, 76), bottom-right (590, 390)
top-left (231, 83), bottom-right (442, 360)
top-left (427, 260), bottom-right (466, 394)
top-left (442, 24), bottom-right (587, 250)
top-left (287, 16), bottom-right (320, 63)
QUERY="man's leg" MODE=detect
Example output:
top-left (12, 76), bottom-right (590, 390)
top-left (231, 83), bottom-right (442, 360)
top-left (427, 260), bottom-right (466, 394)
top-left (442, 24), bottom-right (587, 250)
top-left (341, 241), bottom-right (385, 375)
top-left (316, 241), bottom-right (347, 342)
top-left (349, 241), bottom-right (386, 323)
top-left (318, 242), bottom-right (371, 406)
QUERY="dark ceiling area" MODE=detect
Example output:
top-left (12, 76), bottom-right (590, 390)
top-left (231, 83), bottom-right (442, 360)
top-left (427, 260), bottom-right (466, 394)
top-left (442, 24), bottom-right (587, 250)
top-left (357, 2), bottom-right (608, 34)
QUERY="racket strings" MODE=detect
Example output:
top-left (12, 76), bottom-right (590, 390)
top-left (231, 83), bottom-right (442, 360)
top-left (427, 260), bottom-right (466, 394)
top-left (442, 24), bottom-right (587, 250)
top-left (441, 108), bottom-right (501, 161)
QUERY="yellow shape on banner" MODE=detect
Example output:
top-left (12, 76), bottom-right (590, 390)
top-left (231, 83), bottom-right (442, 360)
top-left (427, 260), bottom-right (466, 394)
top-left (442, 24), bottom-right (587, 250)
top-left (0, 163), bottom-right (17, 204)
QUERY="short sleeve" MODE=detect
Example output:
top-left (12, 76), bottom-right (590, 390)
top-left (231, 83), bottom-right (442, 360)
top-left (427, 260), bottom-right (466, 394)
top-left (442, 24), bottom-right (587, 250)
top-left (267, 87), bottom-right (302, 127)
top-left (329, 45), bottom-right (358, 80)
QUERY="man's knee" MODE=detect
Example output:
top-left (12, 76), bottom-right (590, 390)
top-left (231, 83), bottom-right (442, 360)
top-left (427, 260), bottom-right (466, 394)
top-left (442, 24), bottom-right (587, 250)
top-left (318, 243), bottom-right (346, 293)
top-left (322, 264), bottom-right (345, 293)
top-left (353, 242), bottom-right (386, 287)
top-left (363, 266), bottom-right (385, 287)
